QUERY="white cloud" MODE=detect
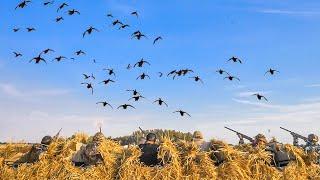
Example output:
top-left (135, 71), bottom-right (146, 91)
top-left (258, 9), bottom-right (320, 16)
top-left (236, 90), bottom-right (271, 98)
top-left (305, 84), bottom-right (320, 88)
top-left (0, 83), bottom-right (71, 98)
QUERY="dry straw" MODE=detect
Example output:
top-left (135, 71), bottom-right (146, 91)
top-left (1, 133), bottom-right (320, 179)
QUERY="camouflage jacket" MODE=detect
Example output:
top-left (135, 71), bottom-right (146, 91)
top-left (14, 144), bottom-right (48, 164)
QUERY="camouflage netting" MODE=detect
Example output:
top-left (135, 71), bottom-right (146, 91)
top-left (1, 133), bottom-right (320, 180)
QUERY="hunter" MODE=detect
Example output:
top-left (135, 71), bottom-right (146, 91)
top-left (192, 131), bottom-right (211, 151)
top-left (71, 132), bottom-right (105, 167)
top-left (138, 133), bottom-right (161, 166)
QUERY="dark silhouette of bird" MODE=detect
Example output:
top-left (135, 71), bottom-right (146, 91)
top-left (173, 70), bottom-right (183, 79)
top-left (265, 68), bottom-right (279, 75)
top-left (29, 54), bottom-right (46, 64)
top-left (126, 89), bottom-right (140, 96)
top-left (131, 31), bottom-right (141, 36)
top-left (55, 16), bottom-right (64, 22)
top-left (13, 52), bottom-right (22, 58)
top-left (167, 70), bottom-right (177, 77)
top-left (15, 1), bottom-right (31, 10)
top-left (13, 28), bottom-right (20, 32)
top-left (153, 98), bottom-right (168, 107)
top-left (107, 13), bottom-right (113, 18)
top-left (43, 1), bottom-right (54, 6)
top-left (181, 69), bottom-right (194, 76)
top-left (57, 2), bottom-right (68, 12)
top-left (253, 94), bottom-right (268, 101)
top-left (158, 72), bottom-right (163, 77)
top-left (92, 59), bottom-right (97, 63)
top-left (96, 101), bottom-right (113, 109)
top-left (99, 79), bottom-right (115, 85)
top-left (216, 69), bottom-right (230, 75)
top-left (103, 68), bottom-right (116, 76)
top-left (26, 27), bottom-right (36, 32)
top-left (132, 32), bottom-right (147, 40)
top-left (67, 9), bottom-right (80, 15)
top-left (128, 95), bottom-right (145, 102)
top-left (228, 56), bottom-right (242, 64)
top-left (173, 110), bottom-right (191, 117)
top-left (134, 58), bottom-right (150, 67)
top-left (131, 11), bottom-right (139, 18)
top-left (136, 73), bottom-right (150, 80)
top-left (75, 50), bottom-right (85, 56)
top-left (126, 64), bottom-right (131, 70)
top-left (53, 56), bottom-right (67, 62)
top-left (119, 24), bottom-right (130, 29)
top-left (81, 83), bottom-right (93, 94)
top-left (224, 76), bottom-right (240, 81)
top-left (117, 104), bottom-right (135, 109)
top-left (41, 48), bottom-right (54, 55)
top-left (83, 26), bottom-right (99, 37)
top-left (82, 73), bottom-right (95, 80)
top-left (153, 36), bottom-right (162, 45)
top-left (190, 76), bottom-right (204, 84)
top-left (111, 20), bottom-right (123, 26)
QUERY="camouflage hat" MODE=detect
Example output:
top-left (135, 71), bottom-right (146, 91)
top-left (308, 134), bottom-right (318, 143)
top-left (255, 134), bottom-right (267, 143)
top-left (92, 132), bottom-right (105, 143)
top-left (41, 136), bottom-right (53, 145)
top-left (193, 131), bottom-right (203, 139)
top-left (84, 142), bottom-right (100, 157)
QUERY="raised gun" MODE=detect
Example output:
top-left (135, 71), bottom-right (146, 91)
top-left (225, 126), bottom-right (254, 143)
top-left (139, 127), bottom-right (147, 135)
top-left (53, 128), bottom-right (62, 140)
top-left (280, 127), bottom-right (308, 142)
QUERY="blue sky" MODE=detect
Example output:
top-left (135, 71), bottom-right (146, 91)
top-left (1, 0), bottom-right (320, 144)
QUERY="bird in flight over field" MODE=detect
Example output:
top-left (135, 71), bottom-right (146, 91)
top-left (128, 95), bottom-right (145, 102)
top-left (216, 69), bottom-right (230, 75)
top-left (53, 56), bottom-right (67, 62)
top-left (13, 52), bottom-right (22, 58)
top-left (126, 89), bottom-right (140, 96)
top-left (189, 76), bottom-right (204, 84)
top-left (228, 56), bottom-right (242, 64)
top-left (96, 101), bottom-right (113, 109)
top-left (99, 79), bottom-right (115, 85)
top-left (224, 76), bottom-right (240, 81)
top-left (265, 68), bottom-right (279, 75)
top-left (15, 1), bottom-right (31, 10)
top-left (13, 28), bottom-right (20, 32)
top-left (75, 50), bottom-right (85, 56)
top-left (153, 36), bottom-right (162, 45)
top-left (29, 54), bottom-right (46, 64)
top-left (67, 9), bottom-right (80, 15)
top-left (82, 73), bottom-right (95, 80)
top-left (83, 26), bottom-right (99, 37)
top-left (253, 94), bottom-right (268, 101)
top-left (136, 73), bottom-right (150, 80)
top-left (57, 2), bottom-right (68, 12)
top-left (26, 27), bottom-right (36, 32)
top-left (153, 98), bottom-right (168, 107)
top-left (103, 68), bottom-right (116, 76)
top-left (41, 48), bottom-right (55, 55)
top-left (134, 58), bottom-right (150, 68)
top-left (131, 11), bottom-right (139, 18)
top-left (117, 104), bottom-right (135, 109)
top-left (81, 83), bottom-right (93, 94)
top-left (174, 110), bottom-right (191, 117)
top-left (43, 1), bottom-right (54, 6)
top-left (55, 16), bottom-right (64, 22)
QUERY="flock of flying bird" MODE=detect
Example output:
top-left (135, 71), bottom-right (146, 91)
top-left (11, 0), bottom-right (280, 118)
